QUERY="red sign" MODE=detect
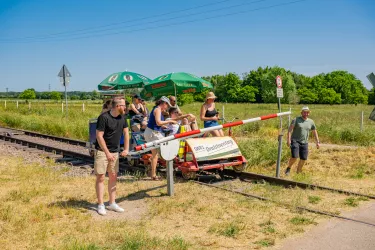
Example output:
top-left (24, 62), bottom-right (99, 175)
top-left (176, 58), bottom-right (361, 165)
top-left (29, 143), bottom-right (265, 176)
top-left (151, 82), bottom-right (167, 89)
top-left (276, 75), bottom-right (282, 88)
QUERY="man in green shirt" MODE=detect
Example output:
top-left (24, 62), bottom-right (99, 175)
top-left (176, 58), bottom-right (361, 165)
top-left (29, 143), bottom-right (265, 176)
top-left (285, 106), bottom-right (320, 175)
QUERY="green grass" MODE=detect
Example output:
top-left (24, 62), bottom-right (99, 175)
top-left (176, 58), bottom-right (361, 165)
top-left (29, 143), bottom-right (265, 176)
top-left (254, 238), bottom-right (275, 247)
top-left (308, 195), bottom-right (321, 204)
top-left (290, 216), bottom-right (317, 225)
top-left (344, 197), bottom-right (359, 207)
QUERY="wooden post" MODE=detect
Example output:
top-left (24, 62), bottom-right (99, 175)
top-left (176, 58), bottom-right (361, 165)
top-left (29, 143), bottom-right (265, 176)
top-left (28, 102), bottom-right (31, 110)
top-left (82, 103), bottom-right (85, 112)
top-left (16, 101), bottom-right (19, 109)
top-left (4, 100), bottom-right (6, 109)
top-left (62, 102), bottom-right (64, 113)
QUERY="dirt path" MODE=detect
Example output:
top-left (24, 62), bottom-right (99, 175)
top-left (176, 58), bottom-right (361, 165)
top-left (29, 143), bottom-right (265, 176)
top-left (276, 201), bottom-right (375, 250)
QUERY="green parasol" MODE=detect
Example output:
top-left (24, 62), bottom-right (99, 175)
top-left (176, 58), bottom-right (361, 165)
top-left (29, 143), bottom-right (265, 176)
top-left (98, 71), bottom-right (151, 90)
top-left (141, 72), bottom-right (213, 99)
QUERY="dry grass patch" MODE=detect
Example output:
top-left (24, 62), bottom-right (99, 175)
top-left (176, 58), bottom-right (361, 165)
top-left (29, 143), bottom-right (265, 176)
top-left (0, 151), bottom-right (339, 249)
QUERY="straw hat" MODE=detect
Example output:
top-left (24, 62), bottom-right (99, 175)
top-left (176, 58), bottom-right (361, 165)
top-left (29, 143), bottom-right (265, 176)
top-left (205, 92), bottom-right (217, 100)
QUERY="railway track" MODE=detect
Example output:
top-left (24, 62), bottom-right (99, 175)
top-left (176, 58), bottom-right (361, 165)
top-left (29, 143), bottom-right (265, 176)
top-left (1, 126), bottom-right (375, 226)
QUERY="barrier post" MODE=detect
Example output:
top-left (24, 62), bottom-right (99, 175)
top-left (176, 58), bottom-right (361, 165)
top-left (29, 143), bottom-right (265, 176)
top-left (167, 160), bottom-right (174, 196)
top-left (276, 130), bottom-right (284, 178)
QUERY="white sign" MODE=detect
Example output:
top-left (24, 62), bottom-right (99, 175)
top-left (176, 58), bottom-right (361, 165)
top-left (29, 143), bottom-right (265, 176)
top-left (186, 137), bottom-right (242, 162)
top-left (276, 88), bottom-right (284, 98)
top-left (276, 75), bottom-right (282, 88)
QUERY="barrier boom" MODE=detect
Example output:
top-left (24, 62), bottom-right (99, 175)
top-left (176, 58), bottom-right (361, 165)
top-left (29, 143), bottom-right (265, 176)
top-left (134, 111), bottom-right (291, 151)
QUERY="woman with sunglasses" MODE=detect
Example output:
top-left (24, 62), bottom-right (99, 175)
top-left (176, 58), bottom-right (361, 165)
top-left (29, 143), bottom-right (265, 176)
top-left (129, 94), bottom-right (147, 132)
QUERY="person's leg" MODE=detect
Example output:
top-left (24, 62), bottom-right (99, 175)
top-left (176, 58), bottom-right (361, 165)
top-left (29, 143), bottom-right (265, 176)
top-left (285, 141), bottom-right (299, 175)
top-left (150, 149), bottom-right (158, 178)
top-left (210, 130), bottom-right (221, 137)
top-left (132, 124), bottom-right (140, 132)
top-left (107, 152), bottom-right (119, 204)
top-left (218, 129), bottom-right (224, 137)
top-left (297, 143), bottom-right (308, 173)
top-left (96, 174), bottom-right (105, 204)
top-left (296, 160), bottom-right (306, 173)
top-left (94, 150), bottom-right (107, 205)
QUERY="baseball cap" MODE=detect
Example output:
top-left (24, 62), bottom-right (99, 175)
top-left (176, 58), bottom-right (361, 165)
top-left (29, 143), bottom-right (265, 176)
top-left (301, 106), bottom-right (310, 111)
top-left (133, 94), bottom-right (141, 99)
top-left (160, 96), bottom-right (172, 106)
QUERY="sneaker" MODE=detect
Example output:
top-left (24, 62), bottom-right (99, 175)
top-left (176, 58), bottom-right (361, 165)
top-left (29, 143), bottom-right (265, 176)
top-left (106, 203), bottom-right (124, 213)
top-left (285, 167), bottom-right (291, 176)
top-left (97, 204), bottom-right (106, 216)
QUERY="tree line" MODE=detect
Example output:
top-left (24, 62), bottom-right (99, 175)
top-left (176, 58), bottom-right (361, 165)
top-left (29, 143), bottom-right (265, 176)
top-left (200, 66), bottom-right (371, 105)
top-left (2, 66), bottom-right (374, 105)
top-left (0, 89), bottom-right (103, 101)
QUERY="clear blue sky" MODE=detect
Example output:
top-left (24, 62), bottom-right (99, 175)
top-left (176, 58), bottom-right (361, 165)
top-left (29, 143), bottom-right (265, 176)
top-left (0, 0), bottom-right (374, 92)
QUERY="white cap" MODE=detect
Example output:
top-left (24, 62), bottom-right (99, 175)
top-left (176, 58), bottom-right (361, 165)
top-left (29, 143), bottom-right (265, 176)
top-left (301, 106), bottom-right (310, 111)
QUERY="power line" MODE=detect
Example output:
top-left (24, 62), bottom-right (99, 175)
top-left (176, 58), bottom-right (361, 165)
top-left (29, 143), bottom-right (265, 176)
top-left (3, 0), bottom-right (269, 42)
top-left (0, 0), bottom-right (236, 41)
top-left (2, 0), bottom-right (308, 44)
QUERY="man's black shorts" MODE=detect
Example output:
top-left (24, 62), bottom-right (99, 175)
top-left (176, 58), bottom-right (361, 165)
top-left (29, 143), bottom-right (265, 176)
top-left (290, 140), bottom-right (308, 160)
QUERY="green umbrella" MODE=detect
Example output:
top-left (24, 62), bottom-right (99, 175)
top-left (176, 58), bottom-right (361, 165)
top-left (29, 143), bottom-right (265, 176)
top-left (98, 71), bottom-right (151, 90)
top-left (141, 72), bottom-right (213, 99)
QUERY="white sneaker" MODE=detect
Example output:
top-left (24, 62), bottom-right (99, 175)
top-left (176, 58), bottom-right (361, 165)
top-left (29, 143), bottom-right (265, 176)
top-left (106, 203), bottom-right (124, 213)
top-left (97, 204), bottom-right (106, 215)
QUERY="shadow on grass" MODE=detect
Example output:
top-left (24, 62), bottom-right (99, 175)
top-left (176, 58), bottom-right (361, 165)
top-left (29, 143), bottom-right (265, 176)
top-left (48, 184), bottom-right (168, 211)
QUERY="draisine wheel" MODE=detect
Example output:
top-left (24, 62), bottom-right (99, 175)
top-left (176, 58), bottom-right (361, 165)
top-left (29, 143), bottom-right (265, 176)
top-left (181, 171), bottom-right (197, 180)
top-left (233, 164), bottom-right (246, 173)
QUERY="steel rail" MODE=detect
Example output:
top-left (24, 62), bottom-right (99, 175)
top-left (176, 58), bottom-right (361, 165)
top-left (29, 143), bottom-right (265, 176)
top-left (0, 126), bottom-right (87, 147)
top-left (194, 181), bottom-right (375, 227)
top-left (222, 169), bottom-right (375, 199)
top-left (0, 134), bottom-right (93, 163)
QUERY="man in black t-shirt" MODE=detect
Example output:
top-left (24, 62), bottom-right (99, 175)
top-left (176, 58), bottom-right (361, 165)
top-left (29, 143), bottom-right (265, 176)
top-left (94, 97), bottom-right (129, 216)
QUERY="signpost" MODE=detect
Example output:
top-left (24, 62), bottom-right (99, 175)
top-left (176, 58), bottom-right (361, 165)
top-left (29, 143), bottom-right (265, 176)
top-left (58, 65), bottom-right (71, 115)
top-left (275, 75), bottom-right (283, 178)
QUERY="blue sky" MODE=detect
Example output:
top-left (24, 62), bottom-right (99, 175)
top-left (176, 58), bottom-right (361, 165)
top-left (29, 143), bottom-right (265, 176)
top-left (0, 0), bottom-right (374, 92)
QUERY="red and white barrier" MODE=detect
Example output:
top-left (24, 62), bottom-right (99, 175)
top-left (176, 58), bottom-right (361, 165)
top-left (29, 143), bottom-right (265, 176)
top-left (134, 111), bottom-right (291, 151)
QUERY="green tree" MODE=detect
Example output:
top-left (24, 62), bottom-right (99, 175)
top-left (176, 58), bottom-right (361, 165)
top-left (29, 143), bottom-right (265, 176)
top-left (19, 88), bottom-right (36, 100)
top-left (243, 66), bottom-right (270, 103)
top-left (259, 67), bottom-right (296, 103)
top-left (91, 90), bottom-right (101, 100)
top-left (298, 88), bottom-right (318, 104)
top-left (324, 71), bottom-right (368, 104)
top-left (318, 88), bottom-right (341, 104)
top-left (50, 91), bottom-right (62, 101)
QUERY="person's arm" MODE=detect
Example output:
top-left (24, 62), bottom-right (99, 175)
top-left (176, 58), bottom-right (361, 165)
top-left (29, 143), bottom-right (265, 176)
top-left (154, 107), bottom-right (177, 126)
top-left (312, 129), bottom-right (320, 149)
top-left (140, 104), bottom-right (147, 116)
top-left (121, 127), bottom-right (129, 156)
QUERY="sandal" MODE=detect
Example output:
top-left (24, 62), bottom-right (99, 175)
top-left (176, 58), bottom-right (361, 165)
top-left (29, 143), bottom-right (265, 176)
top-left (151, 176), bottom-right (162, 181)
